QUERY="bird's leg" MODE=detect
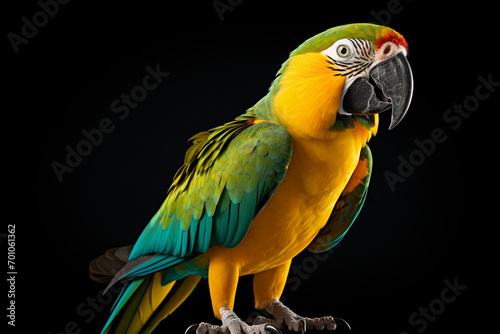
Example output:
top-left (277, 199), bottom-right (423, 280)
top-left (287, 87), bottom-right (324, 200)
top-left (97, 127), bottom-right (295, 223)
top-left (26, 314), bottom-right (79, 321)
top-left (191, 257), bottom-right (282, 333)
top-left (193, 306), bottom-right (281, 334)
top-left (254, 298), bottom-right (339, 332)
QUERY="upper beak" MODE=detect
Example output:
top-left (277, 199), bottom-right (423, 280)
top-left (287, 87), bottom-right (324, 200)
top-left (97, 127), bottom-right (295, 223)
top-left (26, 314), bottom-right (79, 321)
top-left (340, 52), bottom-right (414, 130)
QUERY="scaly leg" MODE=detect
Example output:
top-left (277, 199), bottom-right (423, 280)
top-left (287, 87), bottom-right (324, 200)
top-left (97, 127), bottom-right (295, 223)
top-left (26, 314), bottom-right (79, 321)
top-left (254, 298), bottom-right (338, 332)
top-left (252, 262), bottom-right (346, 332)
top-left (187, 252), bottom-right (280, 334)
top-left (193, 306), bottom-right (280, 334)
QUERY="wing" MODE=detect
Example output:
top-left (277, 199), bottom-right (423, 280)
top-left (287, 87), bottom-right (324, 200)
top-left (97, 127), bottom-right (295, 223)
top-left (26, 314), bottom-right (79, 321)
top-left (129, 117), bottom-right (293, 261)
top-left (308, 144), bottom-right (372, 253)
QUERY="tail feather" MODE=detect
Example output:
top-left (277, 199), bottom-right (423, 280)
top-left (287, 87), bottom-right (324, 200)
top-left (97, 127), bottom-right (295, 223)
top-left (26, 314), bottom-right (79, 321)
top-left (89, 246), bottom-right (134, 284)
top-left (89, 245), bottom-right (162, 291)
top-left (102, 273), bottom-right (200, 334)
top-left (121, 273), bottom-right (176, 333)
top-left (142, 275), bottom-right (202, 333)
top-left (101, 278), bottom-right (145, 333)
top-left (114, 276), bottom-right (154, 333)
top-left (90, 247), bottom-right (207, 333)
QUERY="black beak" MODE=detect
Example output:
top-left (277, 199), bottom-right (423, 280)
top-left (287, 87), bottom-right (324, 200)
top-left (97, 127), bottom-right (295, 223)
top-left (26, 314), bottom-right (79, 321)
top-left (340, 53), bottom-right (413, 130)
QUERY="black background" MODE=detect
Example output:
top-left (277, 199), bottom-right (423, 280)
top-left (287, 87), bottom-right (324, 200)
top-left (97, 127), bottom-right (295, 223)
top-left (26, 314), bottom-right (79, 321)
top-left (6, 0), bottom-right (497, 333)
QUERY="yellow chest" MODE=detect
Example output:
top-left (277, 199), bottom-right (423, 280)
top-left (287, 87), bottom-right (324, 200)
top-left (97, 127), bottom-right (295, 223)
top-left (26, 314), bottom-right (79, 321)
top-left (208, 52), bottom-right (378, 275)
top-left (225, 124), bottom-right (370, 275)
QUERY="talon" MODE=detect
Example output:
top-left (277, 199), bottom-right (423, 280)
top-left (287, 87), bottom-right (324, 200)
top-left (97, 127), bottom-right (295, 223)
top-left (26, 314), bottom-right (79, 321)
top-left (333, 318), bottom-right (351, 331)
top-left (299, 319), bottom-right (307, 334)
top-left (265, 324), bottom-right (283, 334)
top-left (185, 323), bottom-right (200, 334)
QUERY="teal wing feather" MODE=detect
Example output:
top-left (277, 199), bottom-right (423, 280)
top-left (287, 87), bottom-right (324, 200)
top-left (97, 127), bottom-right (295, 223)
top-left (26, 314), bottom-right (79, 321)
top-left (128, 115), bottom-right (293, 266)
top-left (308, 145), bottom-right (373, 253)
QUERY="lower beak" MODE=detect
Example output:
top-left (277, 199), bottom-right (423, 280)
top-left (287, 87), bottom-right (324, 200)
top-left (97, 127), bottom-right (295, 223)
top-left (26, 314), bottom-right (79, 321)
top-left (340, 52), bottom-right (414, 130)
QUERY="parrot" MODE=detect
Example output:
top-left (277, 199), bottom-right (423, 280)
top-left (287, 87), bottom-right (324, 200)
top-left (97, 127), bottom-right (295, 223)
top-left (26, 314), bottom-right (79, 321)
top-left (89, 23), bottom-right (413, 334)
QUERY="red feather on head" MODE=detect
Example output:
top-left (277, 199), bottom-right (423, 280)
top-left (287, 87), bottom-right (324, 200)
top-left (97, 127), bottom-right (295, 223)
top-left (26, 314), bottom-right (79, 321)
top-left (377, 33), bottom-right (408, 51)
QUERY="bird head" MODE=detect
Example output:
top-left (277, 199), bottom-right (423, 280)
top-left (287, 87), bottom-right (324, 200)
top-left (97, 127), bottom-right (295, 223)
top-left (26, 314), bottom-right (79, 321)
top-left (262, 23), bottom-right (413, 139)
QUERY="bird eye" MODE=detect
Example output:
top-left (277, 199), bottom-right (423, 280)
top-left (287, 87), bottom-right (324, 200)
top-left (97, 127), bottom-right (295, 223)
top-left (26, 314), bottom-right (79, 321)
top-left (321, 39), bottom-right (357, 62)
top-left (337, 45), bottom-right (350, 58)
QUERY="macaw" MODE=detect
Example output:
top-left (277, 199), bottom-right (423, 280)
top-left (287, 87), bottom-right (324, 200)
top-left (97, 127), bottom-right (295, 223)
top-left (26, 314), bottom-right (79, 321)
top-left (89, 23), bottom-right (413, 334)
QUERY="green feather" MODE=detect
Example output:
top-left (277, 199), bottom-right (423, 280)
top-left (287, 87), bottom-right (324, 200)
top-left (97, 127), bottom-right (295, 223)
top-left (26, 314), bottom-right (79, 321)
top-left (101, 279), bottom-right (145, 333)
top-left (129, 120), bottom-right (292, 261)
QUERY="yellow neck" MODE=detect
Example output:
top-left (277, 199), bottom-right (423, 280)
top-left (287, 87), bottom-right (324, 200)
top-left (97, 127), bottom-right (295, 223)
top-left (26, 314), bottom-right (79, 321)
top-left (270, 51), bottom-right (378, 143)
top-left (272, 52), bottom-right (345, 140)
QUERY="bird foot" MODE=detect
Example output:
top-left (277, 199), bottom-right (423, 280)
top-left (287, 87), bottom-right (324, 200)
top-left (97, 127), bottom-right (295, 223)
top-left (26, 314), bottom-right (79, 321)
top-left (253, 298), bottom-right (349, 332)
top-left (186, 307), bottom-right (282, 334)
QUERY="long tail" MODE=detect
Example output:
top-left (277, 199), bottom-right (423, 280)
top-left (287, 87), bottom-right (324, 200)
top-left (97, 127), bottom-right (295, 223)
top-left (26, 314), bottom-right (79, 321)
top-left (90, 246), bottom-right (206, 334)
top-left (102, 274), bottom-right (201, 334)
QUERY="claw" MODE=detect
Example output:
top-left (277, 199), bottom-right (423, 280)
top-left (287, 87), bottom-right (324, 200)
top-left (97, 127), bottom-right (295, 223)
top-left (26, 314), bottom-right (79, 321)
top-left (265, 324), bottom-right (283, 334)
top-left (333, 318), bottom-right (351, 331)
top-left (185, 323), bottom-right (199, 334)
top-left (299, 319), bottom-right (307, 334)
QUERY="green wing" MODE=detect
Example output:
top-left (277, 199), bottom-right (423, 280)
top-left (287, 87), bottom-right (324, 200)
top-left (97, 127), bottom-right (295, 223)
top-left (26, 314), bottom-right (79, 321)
top-left (129, 115), bottom-right (293, 261)
top-left (308, 145), bottom-right (373, 253)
